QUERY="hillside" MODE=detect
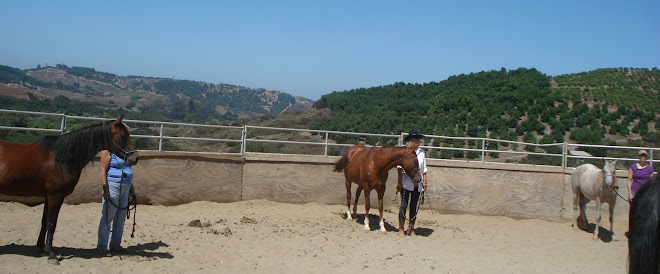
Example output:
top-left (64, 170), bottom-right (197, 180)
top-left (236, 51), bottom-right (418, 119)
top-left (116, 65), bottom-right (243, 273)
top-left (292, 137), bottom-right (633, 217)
top-left (311, 67), bottom-right (660, 158)
top-left (0, 64), bottom-right (312, 122)
top-left (2, 65), bottom-right (659, 161)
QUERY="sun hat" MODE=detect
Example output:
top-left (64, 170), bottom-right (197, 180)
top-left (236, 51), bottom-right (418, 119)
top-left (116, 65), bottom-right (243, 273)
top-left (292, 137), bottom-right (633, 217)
top-left (404, 130), bottom-right (424, 142)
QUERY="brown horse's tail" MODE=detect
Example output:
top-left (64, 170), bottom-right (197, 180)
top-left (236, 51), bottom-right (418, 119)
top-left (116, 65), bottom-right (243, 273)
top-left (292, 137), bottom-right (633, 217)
top-left (334, 153), bottom-right (349, 172)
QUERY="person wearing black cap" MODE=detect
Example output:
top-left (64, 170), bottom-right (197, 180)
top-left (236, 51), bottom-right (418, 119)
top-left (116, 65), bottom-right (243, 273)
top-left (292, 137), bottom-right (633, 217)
top-left (627, 149), bottom-right (656, 200)
top-left (397, 130), bottom-right (427, 236)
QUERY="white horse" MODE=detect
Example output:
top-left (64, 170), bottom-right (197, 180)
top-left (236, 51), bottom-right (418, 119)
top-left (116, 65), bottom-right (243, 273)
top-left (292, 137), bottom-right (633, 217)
top-left (571, 160), bottom-right (618, 241)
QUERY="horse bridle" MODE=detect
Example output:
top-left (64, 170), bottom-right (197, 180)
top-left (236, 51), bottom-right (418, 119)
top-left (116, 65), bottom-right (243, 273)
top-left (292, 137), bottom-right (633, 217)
top-left (103, 121), bottom-right (138, 158)
top-left (403, 145), bottom-right (421, 175)
top-left (603, 170), bottom-right (630, 203)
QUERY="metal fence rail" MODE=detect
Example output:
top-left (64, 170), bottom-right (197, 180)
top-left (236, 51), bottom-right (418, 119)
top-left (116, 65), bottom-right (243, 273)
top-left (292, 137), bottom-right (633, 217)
top-left (0, 108), bottom-right (657, 169)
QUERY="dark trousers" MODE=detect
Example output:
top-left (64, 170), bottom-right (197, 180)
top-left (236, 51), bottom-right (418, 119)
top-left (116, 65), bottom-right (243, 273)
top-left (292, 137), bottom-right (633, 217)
top-left (399, 188), bottom-right (421, 222)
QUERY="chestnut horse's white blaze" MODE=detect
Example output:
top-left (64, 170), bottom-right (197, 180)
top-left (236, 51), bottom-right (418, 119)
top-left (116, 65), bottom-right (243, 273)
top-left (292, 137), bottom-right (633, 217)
top-left (571, 160), bottom-right (618, 241)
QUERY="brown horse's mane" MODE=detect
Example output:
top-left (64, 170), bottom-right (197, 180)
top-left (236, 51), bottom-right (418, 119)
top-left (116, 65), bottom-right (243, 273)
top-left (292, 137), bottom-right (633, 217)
top-left (33, 122), bottom-right (109, 173)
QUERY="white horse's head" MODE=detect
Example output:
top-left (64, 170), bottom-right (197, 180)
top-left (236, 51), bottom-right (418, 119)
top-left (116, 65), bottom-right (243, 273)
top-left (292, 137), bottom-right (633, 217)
top-left (602, 159), bottom-right (619, 187)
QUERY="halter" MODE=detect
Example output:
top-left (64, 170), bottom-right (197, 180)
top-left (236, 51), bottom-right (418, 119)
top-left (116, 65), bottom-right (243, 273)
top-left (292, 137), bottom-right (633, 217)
top-left (603, 170), bottom-right (616, 184)
top-left (603, 169), bottom-right (629, 203)
top-left (103, 121), bottom-right (138, 158)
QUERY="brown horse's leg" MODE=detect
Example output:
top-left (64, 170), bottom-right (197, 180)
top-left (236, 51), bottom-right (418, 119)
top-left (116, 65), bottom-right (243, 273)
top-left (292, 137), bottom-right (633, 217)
top-left (377, 188), bottom-right (386, 233)
top-left (345, 179), bottom-right (353, 220)
top-left (37, 197), bottom-right (48, 256)
top-left (44, 193), bottom-right (65, 265)
top-left (363, 186), bottom-right (371, 230)
top-left (353, 186), bottom-right (363, 217)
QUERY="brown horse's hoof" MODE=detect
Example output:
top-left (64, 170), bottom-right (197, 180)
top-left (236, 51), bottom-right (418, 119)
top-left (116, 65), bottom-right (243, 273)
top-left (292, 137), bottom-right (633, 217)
top-left (48, 257), bottom-right (60, 265)
top-left (398, 229), bottom-right (405, 237)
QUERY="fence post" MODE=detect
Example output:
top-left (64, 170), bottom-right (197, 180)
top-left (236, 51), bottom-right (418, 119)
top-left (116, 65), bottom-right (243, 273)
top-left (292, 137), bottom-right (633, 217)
top-left (324, 132), bottom-right (329, 156)
top-left (481, 139), bottom-right (486, 163)
top-left (241, 125), bottom-right (247, 154)
top-left (158, 123), bottom-right (164, 151)
top-left (650, 148), bottom-right (654, 166)
top-left (562, 142), bottom-right (567, 169)
top-left (60, 114), bottom-right (67, 135)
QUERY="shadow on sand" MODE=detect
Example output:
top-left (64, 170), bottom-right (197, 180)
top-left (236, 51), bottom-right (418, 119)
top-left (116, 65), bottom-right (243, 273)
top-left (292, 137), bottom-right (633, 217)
top-left (574, 220), bottom-right (616, 242)
top-left (0, 241), bottom-right (173, 262)
top-left (343, 213), bottom-right (435, 237)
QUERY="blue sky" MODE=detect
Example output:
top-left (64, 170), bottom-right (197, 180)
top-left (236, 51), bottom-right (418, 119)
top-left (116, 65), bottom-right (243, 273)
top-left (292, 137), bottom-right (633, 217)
top-left (1, 1), bottom-right (658, 100)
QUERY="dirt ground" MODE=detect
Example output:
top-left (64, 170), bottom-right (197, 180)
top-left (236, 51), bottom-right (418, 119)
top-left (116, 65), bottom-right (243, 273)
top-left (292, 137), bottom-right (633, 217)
top-left (0, 200), bottom-right (629, 273)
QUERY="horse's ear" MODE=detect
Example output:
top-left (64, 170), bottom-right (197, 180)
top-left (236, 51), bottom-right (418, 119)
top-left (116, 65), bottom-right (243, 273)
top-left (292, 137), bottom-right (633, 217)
top-left (614, 159), bottom-right (619, 166)
top-left (112, 116), bottom-right (124, 126)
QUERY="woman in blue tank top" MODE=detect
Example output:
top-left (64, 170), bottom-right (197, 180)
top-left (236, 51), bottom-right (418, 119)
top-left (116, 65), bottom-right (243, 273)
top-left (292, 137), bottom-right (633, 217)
top-left (96, 150), bottom-right (135, 255)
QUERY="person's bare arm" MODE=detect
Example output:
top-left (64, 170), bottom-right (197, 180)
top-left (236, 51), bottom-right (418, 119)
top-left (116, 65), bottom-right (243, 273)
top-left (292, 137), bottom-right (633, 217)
top-left (99, 151), bottom-right (111, 200)
top-left (628, 168), bottom-right (634, 201)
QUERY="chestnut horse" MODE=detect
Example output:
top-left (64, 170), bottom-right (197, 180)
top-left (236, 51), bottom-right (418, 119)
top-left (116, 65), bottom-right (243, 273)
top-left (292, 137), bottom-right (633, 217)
top-left (334, 144), bottom-right (421, 232)
top-left (0, 117), bottom-right (138, 264)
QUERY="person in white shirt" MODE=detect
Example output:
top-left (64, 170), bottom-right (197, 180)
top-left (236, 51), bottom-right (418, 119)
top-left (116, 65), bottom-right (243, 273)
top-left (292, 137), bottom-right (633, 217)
top-left (397, 130), bottom-right (427, 236)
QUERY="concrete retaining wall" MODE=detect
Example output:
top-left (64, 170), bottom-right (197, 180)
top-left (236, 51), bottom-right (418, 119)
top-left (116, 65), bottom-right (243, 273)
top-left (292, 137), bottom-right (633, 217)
top-left (1, 151), bottom-right (632, 222)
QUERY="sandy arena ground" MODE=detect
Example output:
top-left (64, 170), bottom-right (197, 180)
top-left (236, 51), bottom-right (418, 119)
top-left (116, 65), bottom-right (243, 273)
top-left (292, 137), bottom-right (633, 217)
top-left (0, 200), bottom-right (628, 273)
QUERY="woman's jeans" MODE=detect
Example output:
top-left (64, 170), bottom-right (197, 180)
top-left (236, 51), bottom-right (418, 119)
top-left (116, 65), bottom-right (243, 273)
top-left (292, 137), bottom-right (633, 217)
top-left (97, 180), bottom-right (132, 250)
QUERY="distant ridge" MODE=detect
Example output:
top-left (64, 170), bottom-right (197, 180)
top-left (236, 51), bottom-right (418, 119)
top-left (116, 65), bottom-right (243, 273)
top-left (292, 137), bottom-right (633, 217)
top-left (0, 64), bottom-right (313, 122)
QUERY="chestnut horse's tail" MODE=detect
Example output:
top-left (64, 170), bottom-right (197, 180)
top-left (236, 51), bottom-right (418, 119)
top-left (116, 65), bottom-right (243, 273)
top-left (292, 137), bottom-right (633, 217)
top-left (334, 145), bottom-right (364, 172)
top-left (334, 153), bottom-right (349, 172)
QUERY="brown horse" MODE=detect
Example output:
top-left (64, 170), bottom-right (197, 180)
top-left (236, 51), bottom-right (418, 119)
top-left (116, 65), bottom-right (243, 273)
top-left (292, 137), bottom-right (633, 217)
top-left (0, 117), bottom-right (138, 264)
top-left (334, 144), bottom-right (421, 232)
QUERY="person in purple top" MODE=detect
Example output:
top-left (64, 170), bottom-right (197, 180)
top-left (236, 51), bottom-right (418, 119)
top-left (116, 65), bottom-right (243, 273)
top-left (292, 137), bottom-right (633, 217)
top-left (627, 150), bottom-right (655, 201)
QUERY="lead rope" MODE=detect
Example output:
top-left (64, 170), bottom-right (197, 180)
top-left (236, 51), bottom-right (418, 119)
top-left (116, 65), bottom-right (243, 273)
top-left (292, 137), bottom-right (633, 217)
top-left (410, 189), bottom-right (423, 224)
top-left (613, 186), bottom-right (630, 203)
top-left (104, 154), bottom-right (137, 237)
top-left (102, 121), bottom-right (138, 238)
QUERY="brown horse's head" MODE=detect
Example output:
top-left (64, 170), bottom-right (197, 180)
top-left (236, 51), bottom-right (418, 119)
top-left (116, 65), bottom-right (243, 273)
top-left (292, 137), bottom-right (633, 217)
top-left (400, 144), bottom-right (422, 184)
top-left (107, 117), bottom-right (139, 165)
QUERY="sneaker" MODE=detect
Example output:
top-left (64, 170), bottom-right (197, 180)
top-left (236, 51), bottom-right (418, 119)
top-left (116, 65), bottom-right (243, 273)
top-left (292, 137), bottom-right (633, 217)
top-left (97, 249), bottom-right (111, 257)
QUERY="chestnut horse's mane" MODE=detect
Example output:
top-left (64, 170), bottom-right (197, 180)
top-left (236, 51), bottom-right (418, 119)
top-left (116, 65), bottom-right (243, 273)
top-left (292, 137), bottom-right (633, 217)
top-left (371, 146), bottom-right (406, 158)
top-left (33, 123), bottom-right (109, 173)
